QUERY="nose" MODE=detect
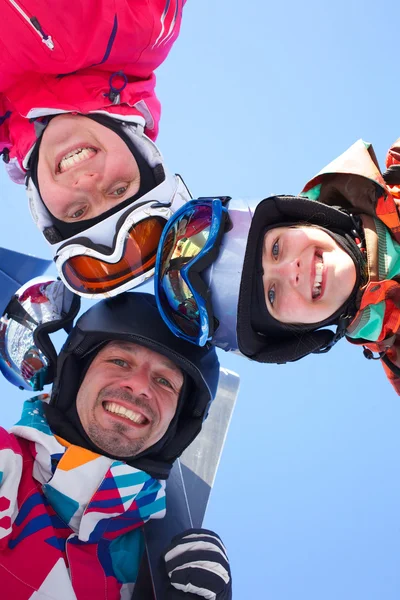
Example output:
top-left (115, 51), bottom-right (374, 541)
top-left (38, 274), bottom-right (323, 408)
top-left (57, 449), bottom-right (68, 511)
top-left (72, 171), bottom-right (116, 214)
top-left (73, 171), bottom-right (101, 192)
top-left (274, 258), bottom-right (300, 287)
top-left (121, 364), bottom-right (152, 399)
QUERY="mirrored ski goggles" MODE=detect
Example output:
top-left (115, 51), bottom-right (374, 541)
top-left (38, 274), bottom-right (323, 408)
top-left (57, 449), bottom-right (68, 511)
top-left (55, 203), bottom-right (171, 297)
top-left (0, 318), bottom-right (49, 391)
top-left (155, 198), bottom-right (229, 346)
top-left (0, 278), bottom-right (78, 391)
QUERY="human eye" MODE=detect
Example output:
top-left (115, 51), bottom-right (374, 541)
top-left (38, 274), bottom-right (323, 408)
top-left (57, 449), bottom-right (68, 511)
top-left (156, 376), bottom-right (173, 390)
top-left (110, 185), bottom-right (128, 197)
top-left (108, 358), bottom-right (128, 368)
top-left (68, 206), bottom-right (86, 220)
top-left (268, 285), bottom-right (276, 307)
top-left (271, 239), bottom-right (279, 259)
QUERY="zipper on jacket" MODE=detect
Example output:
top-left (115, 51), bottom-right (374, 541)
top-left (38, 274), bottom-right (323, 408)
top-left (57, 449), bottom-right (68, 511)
top-left (7, 0), bottom-right (54, 49)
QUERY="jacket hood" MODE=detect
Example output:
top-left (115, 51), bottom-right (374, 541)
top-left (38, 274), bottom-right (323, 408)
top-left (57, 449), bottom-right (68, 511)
top-left (301, 139), bottom-right (397, 228)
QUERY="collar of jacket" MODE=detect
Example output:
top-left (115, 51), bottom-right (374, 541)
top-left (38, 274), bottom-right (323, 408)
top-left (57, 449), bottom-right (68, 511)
top-left (10, 397), bottom-right (166, 542)
top-left (346, 215), bottom-right (400, 344)
top-left (298, 139), bottom-right (400, 347)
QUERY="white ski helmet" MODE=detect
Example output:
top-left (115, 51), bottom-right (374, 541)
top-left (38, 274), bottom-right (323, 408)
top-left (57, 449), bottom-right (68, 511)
top-left (26, 114), bottom-right (192, 299)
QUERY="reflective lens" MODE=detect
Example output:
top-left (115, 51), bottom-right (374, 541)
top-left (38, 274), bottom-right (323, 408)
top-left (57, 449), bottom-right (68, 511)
top-left (62, 217), bottom-right (166, 294)
top-left (0, 278), bottom-right (74, 391)
top-left (159, 204), bottom-right (213, 339)
top-left (0, 314), bottom-right (49, 391)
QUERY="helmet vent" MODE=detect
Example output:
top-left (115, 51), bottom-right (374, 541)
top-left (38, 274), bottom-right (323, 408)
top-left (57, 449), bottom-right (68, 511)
top-left (153, 163), bottom-right (165, 184)
top-left (43, 226), bottom-right (63, 244)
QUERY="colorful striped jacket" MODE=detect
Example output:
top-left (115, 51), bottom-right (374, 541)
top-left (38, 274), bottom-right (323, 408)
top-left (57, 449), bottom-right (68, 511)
top-left (0, 396), bottom-right (166, 599)
top-left (302, 139), bottom-right (400, 394)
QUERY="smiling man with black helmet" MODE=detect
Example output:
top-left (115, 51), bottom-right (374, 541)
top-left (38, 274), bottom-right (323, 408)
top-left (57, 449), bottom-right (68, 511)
top-left (0, 292), bottom-right (232, 599)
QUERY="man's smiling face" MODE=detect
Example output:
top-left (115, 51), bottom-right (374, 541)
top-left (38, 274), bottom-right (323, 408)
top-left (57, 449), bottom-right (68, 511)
top-left (76, 341), bottom-right (183, 457)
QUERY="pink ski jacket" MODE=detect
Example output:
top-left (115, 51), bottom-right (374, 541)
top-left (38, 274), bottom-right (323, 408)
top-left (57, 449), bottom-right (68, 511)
top-left (0, 0), bottom-right (185, 182)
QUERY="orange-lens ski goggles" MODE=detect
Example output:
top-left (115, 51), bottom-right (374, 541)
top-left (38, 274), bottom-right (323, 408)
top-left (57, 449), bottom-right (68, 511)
top-left (59, 216), bottom-right (166, 295)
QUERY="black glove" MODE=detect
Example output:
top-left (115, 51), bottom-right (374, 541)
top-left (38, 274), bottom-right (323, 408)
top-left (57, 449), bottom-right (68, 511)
top-left (163, 528), bottom-right (232, 599)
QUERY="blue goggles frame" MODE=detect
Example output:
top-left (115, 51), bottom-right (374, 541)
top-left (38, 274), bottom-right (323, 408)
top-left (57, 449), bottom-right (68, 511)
top-left (155, 198), bottom-right (229, 346)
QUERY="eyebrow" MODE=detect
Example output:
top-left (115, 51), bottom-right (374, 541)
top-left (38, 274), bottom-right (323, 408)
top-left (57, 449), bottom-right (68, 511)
top-left (265, 229), bottom-right (278, 252)
top-left (263, 230), bottom-right (273, 257)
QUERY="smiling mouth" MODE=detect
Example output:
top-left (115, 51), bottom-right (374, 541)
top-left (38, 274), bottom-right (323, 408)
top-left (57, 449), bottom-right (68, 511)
top-left (312, 252), bottom-right (324, 299)
top-left (57, 146), bottom-right (98, 173)
top-left (103, 401), bottom-right (149, 426)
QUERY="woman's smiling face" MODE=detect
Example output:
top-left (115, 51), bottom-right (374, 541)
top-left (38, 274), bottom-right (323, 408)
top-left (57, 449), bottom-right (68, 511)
top-left (261, 226), bottom-right (357, 324)
top-left (37, 114), bottom-right (141, 222)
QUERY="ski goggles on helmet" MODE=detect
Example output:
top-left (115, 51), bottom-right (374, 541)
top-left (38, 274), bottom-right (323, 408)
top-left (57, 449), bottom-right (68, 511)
top-left (0, 277), bottom-right (80, 391)
top-left (55, 200), bottom-right (173, 298)
top-left (49, 172), bottom-right (191, 299)
top-left (155, 198), bottom-right (230, 346)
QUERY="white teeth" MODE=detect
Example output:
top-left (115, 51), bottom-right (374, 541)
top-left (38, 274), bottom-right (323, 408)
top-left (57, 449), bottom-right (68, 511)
top-left (58, 147), bottom-right (97, 173)
top-left (312, 259), bottom-right (323, 299)
top-left (103, 401), bottom-right (147, 425)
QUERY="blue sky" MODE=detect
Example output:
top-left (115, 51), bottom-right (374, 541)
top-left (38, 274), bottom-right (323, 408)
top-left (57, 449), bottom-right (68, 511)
top-left (1, 1), bottom-right (400, 598)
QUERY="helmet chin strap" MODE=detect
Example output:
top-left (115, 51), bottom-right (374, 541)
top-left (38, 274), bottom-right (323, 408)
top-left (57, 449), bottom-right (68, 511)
top-left (312, 312), bottom-right (352, 354)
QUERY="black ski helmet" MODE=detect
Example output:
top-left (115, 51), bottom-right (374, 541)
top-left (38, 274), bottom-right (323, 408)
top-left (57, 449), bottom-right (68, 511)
top-left (46, 292), bottom-right (220, 479)
top-left (237, 195), bottom-right (365, 364)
